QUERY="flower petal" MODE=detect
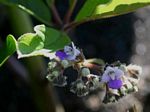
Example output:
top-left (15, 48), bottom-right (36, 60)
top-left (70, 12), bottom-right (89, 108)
top-left (114, 67), bottom-right (124, 79)
top-left (64, 46), bottom-right (72, 55)
top-left (55, 51), bottom-right (67, 60)
top-left (108, 79), bottom-right (122, 89)
top-left (101, 73), bottom-right (110, 82)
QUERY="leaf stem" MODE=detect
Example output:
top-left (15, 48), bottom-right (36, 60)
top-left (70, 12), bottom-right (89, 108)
top-left (49, 0), bottom-right (63, 26)
top-left (64, 0), bottom-right (77, 24)
top-left (63, 18), bottom-right (91, 32)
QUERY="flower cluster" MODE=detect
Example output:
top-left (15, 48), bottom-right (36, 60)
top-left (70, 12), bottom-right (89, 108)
top-left (102, 66), bottom-right (124, 89)
top-left (46, 60), bottom-right (67, 87)
top-left (55, 42), bottom-right (80, 61)
top-left (46, 42), bottom-right (142, 103)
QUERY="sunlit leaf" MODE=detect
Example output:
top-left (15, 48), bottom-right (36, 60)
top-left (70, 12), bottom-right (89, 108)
top-left (0, 0), bottom-right (51, 25)
top-left (17, 25), bottom-right (71, 59)
top-left (75, 0), bottom-right (111, 22)
top-left (94, 0), bottom-right (150, 19)
top-left (75, 0), bottom-right (150, 23)
top-left (0, 35), bottom-right (17, 67)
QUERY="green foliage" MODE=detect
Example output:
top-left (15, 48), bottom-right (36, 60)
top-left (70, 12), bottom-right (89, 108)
top-left (17, 25), bottom-right (71, 59)
top-left (0, 0), bottom-right (51, 25)
top-left (0, 35), bottom-right (17, 67)
top-left (75, 0), bottom-right (150, 23)
top-left (75, 0), bottom-right (110, 22)
top-left (94, 0), bottom-right (150, 19)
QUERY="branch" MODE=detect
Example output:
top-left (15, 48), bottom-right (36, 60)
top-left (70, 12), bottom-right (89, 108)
top-left (63, 21), bottom-right (79, 32)
top-left (49, 0), bottom-right (63, 26)
top-left (64, 0), bottom-right (77, 24)
top-left (63, 19), bottom-right (89, 32)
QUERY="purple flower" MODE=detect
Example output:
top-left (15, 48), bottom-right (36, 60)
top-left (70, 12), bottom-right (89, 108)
top-left (102, 66), bottom-right (124, 89)
top-left (55, 51), bottom-right (67, 60)
top-left (64, 42), bottom-right (80, 60)
top-left (55, 42), bottom-right (80, 61)
top-left (108, 79), bottom-right (122, 89)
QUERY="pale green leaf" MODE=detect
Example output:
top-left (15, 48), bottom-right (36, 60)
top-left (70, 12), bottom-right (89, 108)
top-left (17, 25), bottom-right (71, 59)
top-left (94, 0), bottom-right (150, 19)
top-left (0, 35), bottom-right (17, 67)
top-left (75, 0), bottom-right (111, 22)
top-left (75, 0), bottom-right (150, 23)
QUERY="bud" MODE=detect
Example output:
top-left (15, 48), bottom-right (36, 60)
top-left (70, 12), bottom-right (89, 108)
top-left (52, 71), bottom-right (60, 77)
top-left (81, 67), bottom-right (90, 76)
top-left (119, 64), bottom-right (127, 72)
top-left (109, 96), bottom-right (116, 102)
top-left (133, 86), bottom-right (138, 92)
top-left (77, 82), bottom-right (84, 89)
top-left (48, 61), bottom-right (57, 70)
top-left (70, 79), bottom-right (88, 97)
top-left (61, 60), bottom-right (70, 68)
top-left (46, 74), bottom-right (54, 82)
top-left (120, 86), bottom-right (127, 95)
top-left (126, 80), bottom-right (133, 90)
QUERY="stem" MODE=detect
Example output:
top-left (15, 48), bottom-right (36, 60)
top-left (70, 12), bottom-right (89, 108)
top-left (48, 0), bottom-right (63, 26)
top-left (63, 18), bottom-right (95, 32)
top-left (63, 21), bottom-right (79, 32)
top-left (64, 0), bottom-right (77, 24)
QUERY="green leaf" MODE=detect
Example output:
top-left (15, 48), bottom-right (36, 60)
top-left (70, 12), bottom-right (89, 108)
top-left (0, 0), bottom-right (51, 25)
top-left (17, 25), bottom-right (71, 59)
top-left (75, 0), bottom-right (150, 23)
top-left (0, 35), bottom-right (17, 67)
top-left (94, 0), bottom-right (150, 19)
top-left (75, 0), bottom-right (111, 22)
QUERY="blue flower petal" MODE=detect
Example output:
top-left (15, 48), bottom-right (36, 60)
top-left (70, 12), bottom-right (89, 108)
top-left (64, 43), bottom-right (80, 61)
top-left (102, 73), bottom-right (110, 82)
top-left (108, 79), bottom-right (122, 89)
top-left (55, 51), bottom-right (67, 60)
top-left (114, 67), bottom-right (124, 79)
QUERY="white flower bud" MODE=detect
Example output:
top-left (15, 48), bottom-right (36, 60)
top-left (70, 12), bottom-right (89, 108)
top-left (120, 86), bottom-right (127, 95)
top-left (61, 60), bottom-right (70, 68)
top-left (119, 64), bottom-right (127, 72)
top-left (133, 86), bottom-right (138, 92)
top-left (77, 82), bottom-right (84, 89)
top-left (52, 71), bottom-right (59, 77)
top-left (46, 74), bottom-right (54, 82)
top-left (126, 80), bottom-right (133, 90)
top-left (81, 67), bottom-right (90, 76)
top-left (48, 61), bottom-right (57, 69)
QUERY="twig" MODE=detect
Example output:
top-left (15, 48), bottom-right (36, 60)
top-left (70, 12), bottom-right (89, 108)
top-left (63, 21), bottom-right (79, 32)
top-left (64, 0), bottom-right (77, 24)
top-left (49, 0), bottom-right (63, 26)
top-left (63, 19), bottom-right (89, 32)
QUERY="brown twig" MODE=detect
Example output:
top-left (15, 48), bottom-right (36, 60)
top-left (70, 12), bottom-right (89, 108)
top-left (64, 0), bottom-right (77, 24)
top-left (49, 0), bottom-right (63, 26)
top-left (63, 21), bottom-right (79, 32)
